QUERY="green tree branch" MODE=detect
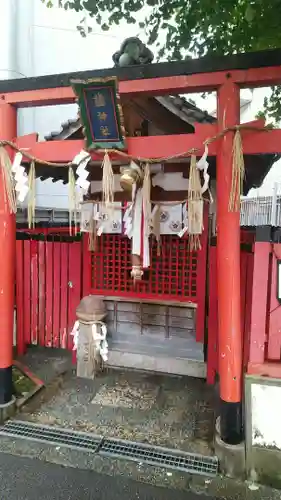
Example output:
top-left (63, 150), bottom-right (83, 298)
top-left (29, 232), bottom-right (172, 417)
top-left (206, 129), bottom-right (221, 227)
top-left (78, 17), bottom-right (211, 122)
top-left (42, 0), bottom-right (281, 120)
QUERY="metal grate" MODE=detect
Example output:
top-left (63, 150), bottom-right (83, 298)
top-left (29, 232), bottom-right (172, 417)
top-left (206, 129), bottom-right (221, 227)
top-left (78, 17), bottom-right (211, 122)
top-left (0, 420), bottom-right (218, 476)
top-left (0, 420), bottom-right (102, 453)
top-left (99, 437), bottom-right (218, 476)
top-left (91, 234), bottom-right (198, 302)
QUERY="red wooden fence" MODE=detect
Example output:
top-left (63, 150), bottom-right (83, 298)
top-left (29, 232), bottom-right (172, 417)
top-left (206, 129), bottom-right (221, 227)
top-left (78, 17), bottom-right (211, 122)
top-left (15, 230), bottom-right (209, 354)
top-left (247, 240), bottom-right (281, 378)
top-left (207, 236), bottom-right (255, 384)
top-left (16, 236), bottom-right (84, 355)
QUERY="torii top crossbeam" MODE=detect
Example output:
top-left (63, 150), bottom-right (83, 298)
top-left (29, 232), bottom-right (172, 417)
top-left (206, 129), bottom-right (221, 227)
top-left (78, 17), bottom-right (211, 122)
top-left (0, 48), bottom-right (281, 446)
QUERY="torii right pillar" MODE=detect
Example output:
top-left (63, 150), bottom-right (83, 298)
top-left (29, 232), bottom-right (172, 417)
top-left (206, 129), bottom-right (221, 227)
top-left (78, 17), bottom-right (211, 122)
top-left (217, 79), bottom-right (243, 444)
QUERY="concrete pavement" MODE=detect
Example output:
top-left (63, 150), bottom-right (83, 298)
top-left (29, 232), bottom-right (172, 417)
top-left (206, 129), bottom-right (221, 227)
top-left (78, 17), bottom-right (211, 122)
top-left (0, 452), bottom-right (211, 500)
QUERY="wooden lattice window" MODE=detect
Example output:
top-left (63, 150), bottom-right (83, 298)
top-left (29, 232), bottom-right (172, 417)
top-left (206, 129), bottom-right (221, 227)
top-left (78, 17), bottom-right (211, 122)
top-left (91, 235), bottom-right (198, 302)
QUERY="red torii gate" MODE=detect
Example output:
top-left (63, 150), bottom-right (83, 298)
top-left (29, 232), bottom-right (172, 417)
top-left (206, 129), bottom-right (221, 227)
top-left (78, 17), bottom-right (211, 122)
top-left (1, 49), bottom-right (281, 445)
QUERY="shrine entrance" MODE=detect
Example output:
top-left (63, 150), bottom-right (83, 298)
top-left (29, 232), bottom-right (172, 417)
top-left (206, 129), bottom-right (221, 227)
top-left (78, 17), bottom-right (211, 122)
top-left (15, 220), bottom-right (208, 379)
top-left (89, 232), bottom-right (208, 377)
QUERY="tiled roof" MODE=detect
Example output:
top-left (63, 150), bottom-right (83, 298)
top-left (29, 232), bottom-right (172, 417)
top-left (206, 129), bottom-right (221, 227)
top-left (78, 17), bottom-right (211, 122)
top-left (44, 96), bottom-right (215, 141)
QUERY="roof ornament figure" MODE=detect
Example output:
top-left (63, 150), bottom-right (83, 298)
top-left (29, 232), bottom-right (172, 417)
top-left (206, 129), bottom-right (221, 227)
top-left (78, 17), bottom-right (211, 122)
top-left (112, 37), bottom-right (154, 67)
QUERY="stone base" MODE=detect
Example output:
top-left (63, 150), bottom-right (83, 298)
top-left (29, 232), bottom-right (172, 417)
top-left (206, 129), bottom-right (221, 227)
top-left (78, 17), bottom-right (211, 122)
top-left (214, 417), bottom-right (246, 479)
top-left (0, 396), bottom-right (16, 423)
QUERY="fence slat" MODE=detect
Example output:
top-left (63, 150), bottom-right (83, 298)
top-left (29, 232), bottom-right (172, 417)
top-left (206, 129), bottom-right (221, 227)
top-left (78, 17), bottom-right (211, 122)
top-left (30, 240), bottom-right (39, 345)
top-left (243, 253), bottom-right (254, 369)
top-left (52, 242), bottom-right (61, 348)
top-left (38, 241), bottom-right (46, 347)
top-left (45, 241), bottom-right (53, 347)
top-left (67, 242), bottom-right (82, 351)
top-left (16, 240), bottom-right (25, 355)
top-left (60, 242), bottom-right (68, 349)
top-left (268, 247), bottom-right (281, 360)
top-left (82, 234), bottom-right (91, 297)
top-left (240, 252), bottom-right (248, 343)
top-left (23, 240), bottom-right (31, 345)
top-left (196, 207), bottom-right (208, 343)
top-left (207, 246), bottom-right (218, 384)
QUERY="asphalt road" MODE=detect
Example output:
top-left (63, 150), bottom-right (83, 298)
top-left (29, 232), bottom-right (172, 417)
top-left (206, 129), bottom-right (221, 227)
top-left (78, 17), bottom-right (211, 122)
top-left (0, 452), bottom-right (213, 499)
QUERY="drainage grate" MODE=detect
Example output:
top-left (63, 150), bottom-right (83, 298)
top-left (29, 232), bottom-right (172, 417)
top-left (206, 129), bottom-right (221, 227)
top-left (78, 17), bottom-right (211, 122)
top-left (0, 420), bottom-right (102, 453)
top-left (99, 438), bottom-right (218, 476)
top-left (0, 420), bottom-right (218, 476)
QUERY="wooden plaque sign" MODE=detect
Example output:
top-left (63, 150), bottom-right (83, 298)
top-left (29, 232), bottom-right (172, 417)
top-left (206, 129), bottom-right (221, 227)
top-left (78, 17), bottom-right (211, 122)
top-left (71, 77), bottom-right (126, 151)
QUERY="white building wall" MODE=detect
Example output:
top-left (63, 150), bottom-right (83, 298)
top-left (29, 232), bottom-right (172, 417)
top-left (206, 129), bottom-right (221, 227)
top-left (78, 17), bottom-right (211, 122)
top-left (0, 0), bottom-right (280, 206)
top-left (0, 0), bottom-right (141, 208)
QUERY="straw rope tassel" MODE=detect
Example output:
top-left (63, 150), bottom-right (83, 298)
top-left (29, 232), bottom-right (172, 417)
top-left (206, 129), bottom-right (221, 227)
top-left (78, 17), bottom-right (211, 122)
top-left (68, 166), bottom-right (76, 235)
top-left (228, 129), bottom-right (245, 212)
top-left (0, 146), bottom-right (17, 214)
top-left (28, 161), bottom-right (36, 228)
top-left (188, 154), bottom-right (203, 251)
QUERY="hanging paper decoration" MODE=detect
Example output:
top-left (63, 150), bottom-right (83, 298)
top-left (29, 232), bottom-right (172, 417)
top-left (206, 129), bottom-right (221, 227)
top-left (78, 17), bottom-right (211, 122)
top-left (70, 321), bottom-right (80, 351)
top-left (95, 202), bottom-right (122, 235)
top-left (142, 163), bottom-right (151, 269)
top-left (73, 149), bottom-right (91, 191)
top-left (187, 155), bottom-right (204, 251)
top-left (0, 147), bottom-right (17, 214)
top-left (92, 322), bottom-right (108, 362)
top-left (229, 130), bottom-right (245, 212)
top-left (12, 152), bottom-right (29, 203)
top-left (151, 205), bottom-right (161, 255)
top-left (70, 77), bottom-right (126, 151)
top-left (27, 161), bottom-right (36, 229)
top-left (196, 144), bottom-right (210, 194)
top-left (80, 201), bottom-right (94, 232)
top-left (157, 205), bottom-right (183, 235)
top-left (178, 203), bottom-right (188, 238)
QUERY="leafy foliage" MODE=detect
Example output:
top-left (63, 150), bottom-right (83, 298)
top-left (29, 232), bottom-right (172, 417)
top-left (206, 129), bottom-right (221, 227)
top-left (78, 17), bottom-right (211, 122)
top-left (42, 0), bottom-right (281, 120)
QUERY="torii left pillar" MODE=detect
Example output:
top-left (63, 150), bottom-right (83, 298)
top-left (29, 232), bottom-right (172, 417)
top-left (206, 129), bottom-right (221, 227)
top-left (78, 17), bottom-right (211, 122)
top-left (0, 104), bottom-right (16, 405)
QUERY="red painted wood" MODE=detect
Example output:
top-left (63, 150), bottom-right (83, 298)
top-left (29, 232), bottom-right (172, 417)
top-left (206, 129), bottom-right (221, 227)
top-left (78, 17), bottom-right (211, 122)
top-left (267, 244), bottom-right (281, 361)
top-left (82, 235), bottom-right (91, 297)
top-left (15, 133), bottom-right (38, 148)
top-left (249, 242), bottom-right (271, 364)
top-left (217, 80), bottom-right (242, 404)
top-left (23, 240), bottom-right (31, 345)
top-left (207, 246), bottom-right (218, 385)
top-left (38, 241), bottom-right (46, 347)
top-left (5, 66), bottom-right (281, 107)
top-left (52, 242), bottom-right (61, 348)
top-left (248, 362), bottom-right (281, 378)
top-left (240, 252), bottom-right (248, 343)
top-left (67, 242), bottom-right (82, 351)
top-left (0, 104), bottom-right (16, 369)
top-left (206, 245), bottom-right (254, 385)
top-left (196, 206), bottom-right (209, 343)
top-left (30, 240), bottom-right (39, 345)
top-left (59, 243), bottom-right (69, 349)
top-left (243, 253), bottom-right (254, 370)
top-left (15, 240), bottom-right (25, 355)
top-left (14, 133), bottom-right (217, 164)
top-left (17, 227), bottom-right (71, 235)
top-left (45, 241), bottom-right (54, 348)
top-left (16, 125), bottom-right (281, 165)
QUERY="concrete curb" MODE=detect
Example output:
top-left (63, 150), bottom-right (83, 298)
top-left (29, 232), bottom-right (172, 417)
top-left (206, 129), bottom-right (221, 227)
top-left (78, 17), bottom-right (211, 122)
top-left (214, 417), bottom-right (246, 479)
top-left (0, 396), bottom-right (16, 423)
